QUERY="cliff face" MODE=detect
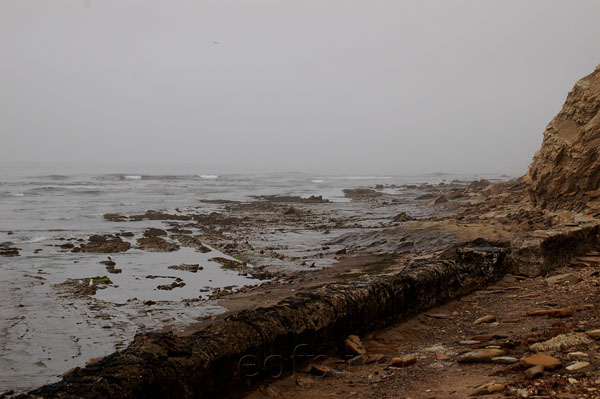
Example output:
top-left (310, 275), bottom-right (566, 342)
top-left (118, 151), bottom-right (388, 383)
top-left (526, 64), bottom-right (600, 211)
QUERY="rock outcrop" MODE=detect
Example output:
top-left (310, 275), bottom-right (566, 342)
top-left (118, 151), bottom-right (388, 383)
top-left (526, 64), bottom-right (600, 211)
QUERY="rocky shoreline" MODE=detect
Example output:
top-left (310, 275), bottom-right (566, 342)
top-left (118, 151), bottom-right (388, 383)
top-left (9, 220), bottom-right (600, 398)
top-left (4, 66), bottom-right (600, 398)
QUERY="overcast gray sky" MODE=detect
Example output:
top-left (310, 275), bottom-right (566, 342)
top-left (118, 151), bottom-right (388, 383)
top-left (1, 0), bottom-right (599, 175)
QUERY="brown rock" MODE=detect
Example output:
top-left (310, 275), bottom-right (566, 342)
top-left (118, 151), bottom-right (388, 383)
top-left (526, 308), bottom-right (573, 318)
top-left (470, 334), bottom-right (494, 342)
top-left (491, 356), bottom-right (518, 364)
top-left (473, 315), bottom-right (496, 325)
top-left (546, 273), bottom-right (580, 285)
top-left (366, 354), bottom-right (386, 364)
top-left (345, 335), bottom-right (366, 356)
top-left (390, 356), bottom-right (417, 367)
top-left (392, 212), bottom-right (414, 223)
top-left (586, 329), bottom-right (600, 339)
top-left (459, 340), bottom-right (481, 346)
top-left (471, 382), bottom-right (505, 396)
top-left (347, 355), bottom-right (369, 366)
top-left (428, 195), bottom-right (449, 206)
top-left (457, 349), bottom-right (505, 363)
top-left (309, 365), bottom-right (339, 378)
top-left (566, 361), bottom-right (590, 371)
top-left (521, 354), bottom-right (561, 370)
top-left (524, 365), bottom-right (544, 380)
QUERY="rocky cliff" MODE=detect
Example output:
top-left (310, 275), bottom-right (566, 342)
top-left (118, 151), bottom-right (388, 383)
top-left (526, 64), bottom-right (600, 211)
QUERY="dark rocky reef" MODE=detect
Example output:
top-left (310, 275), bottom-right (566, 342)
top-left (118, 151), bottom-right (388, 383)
top-left (81, 235), bottom-right (131, 253)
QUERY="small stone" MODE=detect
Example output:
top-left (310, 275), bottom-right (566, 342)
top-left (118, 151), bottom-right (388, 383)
top-left (526, 308), bottom-right (573, 318)
top-left (474, 315), bottom-right (496, 325)
top-left (568, 377), bottom-right (579, 384)
top-left (348, 355), bottom-right (369, 366)
top-left (470, 334), bottom-right (494, 342)
top-left (460, 340), bottom-right (481, 345)
top-left (390, 356), bottom-right (417, 367)
top-left (366, 354), bottom-right (386, 364)
top-left (457, 349), bottom-right (505, 363)
top-left (345, 335), bottom-right (366, 356)
top-left (264, 384), bottom-right (281, 397)
top-left (586, 329), bottom-right (600, 339)
top-left (521, 354), bottom-right (561, 370)
top-left (546, 273), bottom-right (580, 285)
top-left (566, 361), bottom-right (590, 371)
top-left (524, 365), bottom-right (544, 380)
top-left (425, 313), bottom-right (452, 319)
top-left (471, 382), bottom-right (505, 396)
top-left (492, 356), bottom-right (519, 364)
top-left (309, 365), bottom-right (339, 378)
top-left (549, 308), bottom-right (574, 317)
top-left (567, 352), bottom-right (588, 358)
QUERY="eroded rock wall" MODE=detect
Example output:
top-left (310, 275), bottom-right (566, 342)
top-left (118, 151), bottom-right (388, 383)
top-left (526, 64), bottom-right (600, 211)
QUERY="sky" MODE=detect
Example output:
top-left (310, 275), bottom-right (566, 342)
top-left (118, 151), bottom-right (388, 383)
top-left (1, 0), bottom-right (599, 176)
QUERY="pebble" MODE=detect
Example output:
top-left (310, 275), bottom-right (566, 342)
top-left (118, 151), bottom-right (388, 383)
top-left (586, 329), bottom-right (600, 339)
top-left (366, 354), bottom-right (386, 364)
top-left (348, 355), bottom-right (369, 366)
top-left (520, 354), bottom-right (561, 370)
top-left (567, 352), bottom-right (588, 358)
top-left (566, 361), bottom-right (590, 371)
top-left (492, 356), bottom-right (518, 364)
top-left (459, 340), bottom-right (480, 345)
top-left (546, 273), bottom-right (580, 285)
top-left (457, 349), bottom-right (505, 363)
top-left (471, 382), bottom-right (505, 396)
top-left (390, 356), bottom-right (417, 368)
top-left (524, 365), bottom-right (544, 380)
top-left (473, 315), bottom-right (496, 325)
top-left (309, 365), bottom-right (340, 378)
top-left (526, 308), bottom-right (573, 318)
top-left (345, 335), bottom-right (366, 356)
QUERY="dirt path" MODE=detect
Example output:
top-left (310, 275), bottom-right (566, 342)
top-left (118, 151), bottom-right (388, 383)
top-left (242, 255), bottom-right (600, 399)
